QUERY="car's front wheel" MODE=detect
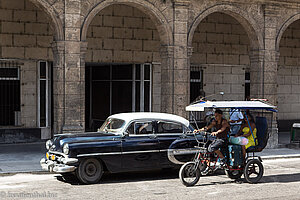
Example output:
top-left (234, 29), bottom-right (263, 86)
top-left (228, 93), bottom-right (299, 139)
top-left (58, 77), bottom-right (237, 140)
top-left (76, 158), bottom-right (103, 184)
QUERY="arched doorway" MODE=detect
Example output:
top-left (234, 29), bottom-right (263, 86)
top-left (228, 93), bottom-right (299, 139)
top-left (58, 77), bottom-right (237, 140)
top-left (0, 0), bottom-right (62, 142)
top-left (83, 4), bottom-right (169, 131)
top-left (277, 19), bottom-right (300, 132)
top-left (190, 12), bottom-right (252, 102)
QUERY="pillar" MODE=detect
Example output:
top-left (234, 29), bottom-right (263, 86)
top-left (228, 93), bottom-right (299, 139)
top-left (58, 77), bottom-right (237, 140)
top-left (250, 4), bottom-right (279, 148)
top-left (52, 0), bottom-right (85, 134)
top-left (160, 0), bottom-right (191, 118)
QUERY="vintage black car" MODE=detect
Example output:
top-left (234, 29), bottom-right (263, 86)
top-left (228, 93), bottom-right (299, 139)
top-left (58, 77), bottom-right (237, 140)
top-left (40, 112), bottom-right (196, 184)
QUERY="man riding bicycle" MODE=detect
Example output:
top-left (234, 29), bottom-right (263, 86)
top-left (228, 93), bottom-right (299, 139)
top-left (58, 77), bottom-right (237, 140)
top-left (194, 109), bottom-right (230, 165)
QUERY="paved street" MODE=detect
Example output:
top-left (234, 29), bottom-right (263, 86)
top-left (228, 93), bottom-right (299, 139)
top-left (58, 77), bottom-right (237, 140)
top-left (0, 158), bottom-right (300, 200)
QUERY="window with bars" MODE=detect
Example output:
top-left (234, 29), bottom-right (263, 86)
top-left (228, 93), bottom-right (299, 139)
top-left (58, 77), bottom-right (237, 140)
top-left (245, 71), bottom-right (250, 100)
top-left (0, 62), bottom-right (21, 126)
top-left (190, 65), bottom-right (204, 103)
top-left (189, 65), bottom-right (205, 123)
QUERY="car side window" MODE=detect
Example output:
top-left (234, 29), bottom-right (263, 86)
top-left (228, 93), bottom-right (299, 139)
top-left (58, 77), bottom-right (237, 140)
top-left (135, 122), bottom-right (153, 134)
top-left (126, 121), bottom-right (153, 135)
top-left (157, 121), bottom-right (183, 134)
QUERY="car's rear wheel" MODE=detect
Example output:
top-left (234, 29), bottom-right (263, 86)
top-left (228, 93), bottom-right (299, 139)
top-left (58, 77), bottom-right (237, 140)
top-left (76, 158), bottom-right (103, 184)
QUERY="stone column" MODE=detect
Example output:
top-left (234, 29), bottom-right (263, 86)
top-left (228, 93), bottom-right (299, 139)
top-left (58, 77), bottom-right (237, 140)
top-left (250, 4), bottom-right (279, 148)
top-left (250, 49), bottom-right (264, 99)
top-left (160, 0), bottom-right (191, 118)
top-left (51, 0), bottom-right (85, 134)
top-left (160, 45), bottom-right (174, 114)
top-left (79, 42), bottom-right (88, 130)
top-left (52, 41), bottom-right (65, 134)
top-left (62, 0), bottom-right (85, 133)
top-left (264, 5), bottom-right (280, 149)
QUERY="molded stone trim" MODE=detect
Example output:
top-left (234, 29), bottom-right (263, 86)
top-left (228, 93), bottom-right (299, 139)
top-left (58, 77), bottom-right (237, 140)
top-left (80, 0), bottom-right (172, 46)
top-left (276, 12), bottom-right (300, 51)
top-left (29, 0), bottom-right (64, 40)
top-left (188, 3), bottom-right (263, 50)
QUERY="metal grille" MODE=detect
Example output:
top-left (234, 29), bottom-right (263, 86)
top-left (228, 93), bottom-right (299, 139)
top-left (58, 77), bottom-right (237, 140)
top-left (190, 65), bottom-right (204, 122)
top-left (0, 60), bottom-right (21, 126)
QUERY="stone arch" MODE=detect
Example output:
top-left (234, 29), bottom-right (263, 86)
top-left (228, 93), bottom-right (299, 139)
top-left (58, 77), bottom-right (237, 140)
top-left (188, 4), bottom-right (263, 50)
top-left (29, 0), bottom-right (64, 40)
top-left (276, 13), bottom-right (300, 51)
top-left (81, 0), bottom-right (172, 45)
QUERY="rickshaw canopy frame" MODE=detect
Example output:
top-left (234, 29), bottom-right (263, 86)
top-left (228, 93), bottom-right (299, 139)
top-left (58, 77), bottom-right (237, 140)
top-left (186, 100), bottom-right (277, 112)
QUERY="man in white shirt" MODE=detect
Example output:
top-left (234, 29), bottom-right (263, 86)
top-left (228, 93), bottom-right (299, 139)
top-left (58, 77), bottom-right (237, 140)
top-left (229, 108), bottom-right (244, 135)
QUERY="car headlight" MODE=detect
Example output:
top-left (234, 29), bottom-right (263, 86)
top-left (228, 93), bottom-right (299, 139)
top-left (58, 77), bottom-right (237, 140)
top-left (63, 143), bottom-right (69, 155)
top-left (46, 140), bottom-right (53, 150)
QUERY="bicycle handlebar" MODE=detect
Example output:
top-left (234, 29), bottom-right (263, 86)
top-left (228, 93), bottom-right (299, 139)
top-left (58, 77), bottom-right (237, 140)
top-left (193, 130), bottom-right (216, 145)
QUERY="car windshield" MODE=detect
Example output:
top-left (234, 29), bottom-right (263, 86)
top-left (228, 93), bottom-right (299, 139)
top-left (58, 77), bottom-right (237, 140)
top-left (99, 118), bottom-right (125, 133)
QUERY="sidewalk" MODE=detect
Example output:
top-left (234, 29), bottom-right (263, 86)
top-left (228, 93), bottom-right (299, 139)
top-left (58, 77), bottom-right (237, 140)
top-left (0, 139), bottom-right (300, 174)
top-left (0, 142), bottom-right (45, 174)
top-left (256, 148), bottom-right (300, 160)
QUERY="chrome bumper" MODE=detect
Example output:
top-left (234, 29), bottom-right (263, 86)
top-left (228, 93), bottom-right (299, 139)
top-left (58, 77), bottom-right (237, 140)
top-left (40, 158), bottom-right (77, 173)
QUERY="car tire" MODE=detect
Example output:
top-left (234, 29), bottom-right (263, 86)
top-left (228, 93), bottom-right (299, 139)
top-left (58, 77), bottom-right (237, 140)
top-left (61, 172), bottom-right (76, 182)
top-left (76, 158), bottom-right (103, 184)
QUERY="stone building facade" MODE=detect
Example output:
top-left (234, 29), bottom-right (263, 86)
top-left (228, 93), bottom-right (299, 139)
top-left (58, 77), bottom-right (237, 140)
top-left (1, 0), bottom-right (300, 147)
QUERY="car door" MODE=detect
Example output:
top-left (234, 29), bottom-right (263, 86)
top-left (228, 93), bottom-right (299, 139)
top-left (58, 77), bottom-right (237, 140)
top-left (121, 120), bottom-right (160, 170)
top-left (155, 120), bottom-right (186, 167)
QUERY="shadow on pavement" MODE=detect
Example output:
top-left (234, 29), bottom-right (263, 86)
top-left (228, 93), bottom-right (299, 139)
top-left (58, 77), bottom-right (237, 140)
top-left (261, 173), bottom-right (300, 183)
top-left (195, 172), bottom-right (300, 187)
top-left (55, 169), bottom-right (229, 185)
top-left (55, 170), bottom-right (300, 186)
top-left (55, 169), bottom-right (180, 185)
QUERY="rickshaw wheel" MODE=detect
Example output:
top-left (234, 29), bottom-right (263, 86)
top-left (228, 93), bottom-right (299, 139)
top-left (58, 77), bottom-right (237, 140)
top-left (225, 169), bottom-right (243, 180)
top-left (179, 162), bottom-right (201, 187)
top-left (244, 159), bottom-right (264, 183)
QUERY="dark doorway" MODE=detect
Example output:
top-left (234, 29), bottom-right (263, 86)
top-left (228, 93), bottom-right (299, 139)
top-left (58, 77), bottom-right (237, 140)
top-left (85, 63), bottom-right (152, 131)
top-left (0, 67), bottom-right (20, 126)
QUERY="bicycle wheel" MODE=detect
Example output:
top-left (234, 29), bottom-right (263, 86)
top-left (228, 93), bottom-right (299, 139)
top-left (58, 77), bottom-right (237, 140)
top-left (179, 162), bottom-right (201, 187)
top-left (243, 159), bottom-right (264, 183)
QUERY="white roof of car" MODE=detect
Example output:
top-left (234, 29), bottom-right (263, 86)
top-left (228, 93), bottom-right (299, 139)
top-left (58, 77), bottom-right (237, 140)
top-left (186, 100), bottom-right (276, 112)
top-left (108, 112), bottom-right (190, 127)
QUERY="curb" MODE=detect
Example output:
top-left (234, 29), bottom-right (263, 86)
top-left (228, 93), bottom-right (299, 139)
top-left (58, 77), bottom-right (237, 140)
top-left (260, 154), bottom-right (300, 160)
top-left (0, 142), bottom-right (46, 147)
top-left (0, 170), bottom-right (54, 176)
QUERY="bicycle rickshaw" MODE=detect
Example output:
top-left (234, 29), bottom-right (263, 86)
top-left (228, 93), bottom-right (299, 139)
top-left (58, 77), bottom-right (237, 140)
top-left (168, 100), bottom-right (277, 187)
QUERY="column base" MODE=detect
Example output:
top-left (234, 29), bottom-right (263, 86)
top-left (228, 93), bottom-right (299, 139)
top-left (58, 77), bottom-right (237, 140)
top-left (266, 125), bottom-right (279, 149)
